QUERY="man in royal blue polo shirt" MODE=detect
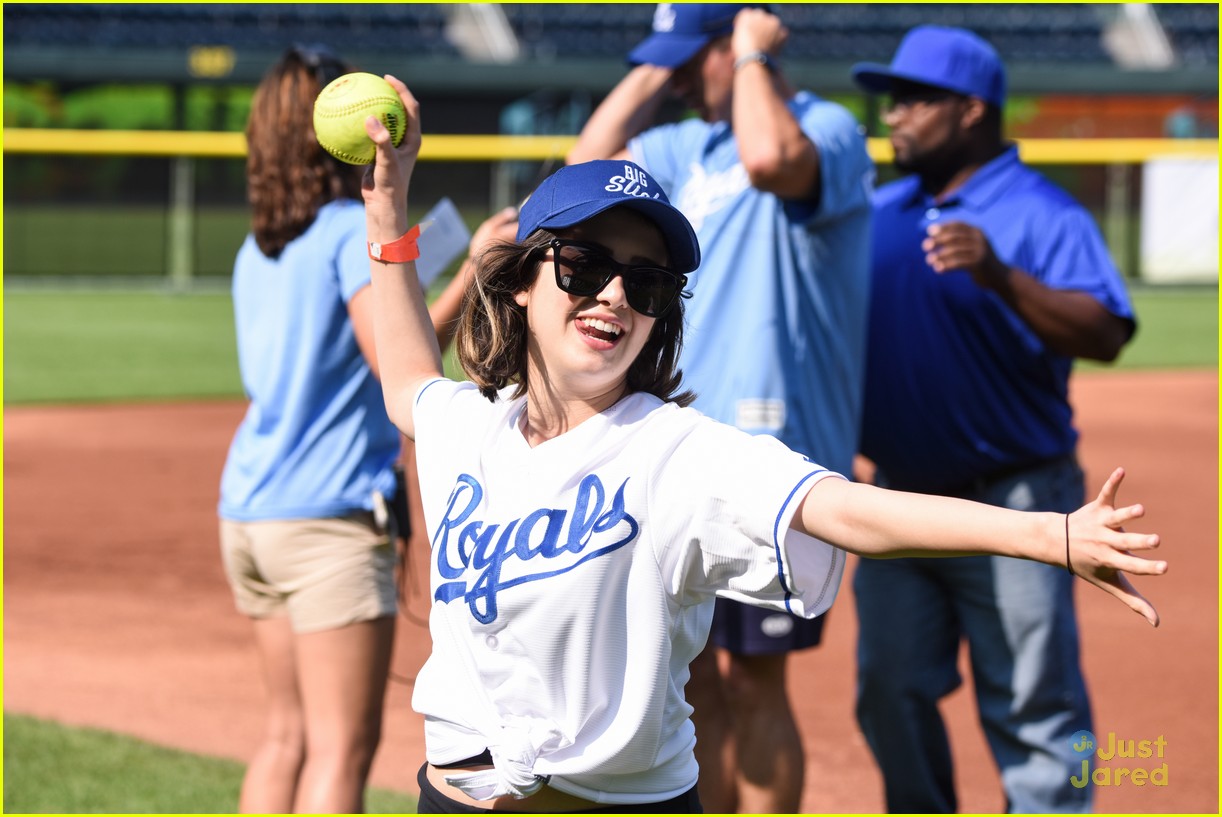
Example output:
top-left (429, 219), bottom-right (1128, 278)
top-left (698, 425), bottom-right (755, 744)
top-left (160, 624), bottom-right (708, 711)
top-left (850, 26), bottom-right (1137, 813)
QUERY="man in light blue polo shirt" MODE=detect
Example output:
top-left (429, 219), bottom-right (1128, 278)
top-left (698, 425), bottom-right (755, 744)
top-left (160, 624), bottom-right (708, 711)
top-left (851, 26), bottom-right (1136, 813)
top-left (570, 4), bottom-right (873, 812)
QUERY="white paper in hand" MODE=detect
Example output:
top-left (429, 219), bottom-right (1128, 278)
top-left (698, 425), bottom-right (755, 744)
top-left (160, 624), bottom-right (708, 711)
top-left (415, 197), bottom-right (471, 288)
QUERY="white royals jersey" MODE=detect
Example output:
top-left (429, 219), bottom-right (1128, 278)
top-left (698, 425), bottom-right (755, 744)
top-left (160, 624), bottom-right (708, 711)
top-left (411, 379), bottom-right (846, 803)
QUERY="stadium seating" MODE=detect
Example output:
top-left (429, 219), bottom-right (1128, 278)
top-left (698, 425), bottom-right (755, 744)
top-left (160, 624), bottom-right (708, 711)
top-left (3, 3), bottom-right (1216, 67)
top-left (3, 3), bottom-right (459, 57)
top-left (499, 3), bottom-right (1211, 65)
top-left (1156, 4), bottom-right (1220, 66)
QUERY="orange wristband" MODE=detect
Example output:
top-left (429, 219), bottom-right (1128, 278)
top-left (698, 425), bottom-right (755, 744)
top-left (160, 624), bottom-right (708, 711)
top-left (369, 224), bottom-right (421, 263)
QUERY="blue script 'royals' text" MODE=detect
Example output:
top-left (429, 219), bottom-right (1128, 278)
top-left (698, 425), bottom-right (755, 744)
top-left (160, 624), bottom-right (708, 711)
top-left (432, 473), bottom-right (639, 623)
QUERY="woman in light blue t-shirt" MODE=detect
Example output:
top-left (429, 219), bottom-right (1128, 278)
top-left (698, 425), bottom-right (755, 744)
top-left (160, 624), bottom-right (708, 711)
top-left (217, 45), bottom-right (514, 813)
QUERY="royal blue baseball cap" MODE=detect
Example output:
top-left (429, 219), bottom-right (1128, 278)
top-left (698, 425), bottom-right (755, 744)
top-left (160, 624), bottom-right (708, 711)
top-left (851, 25), bottom-right (1006, 107)
top-left (628, 3), bottom-right (768, 69)
top-left (517, 160), bottom-right (700, 274)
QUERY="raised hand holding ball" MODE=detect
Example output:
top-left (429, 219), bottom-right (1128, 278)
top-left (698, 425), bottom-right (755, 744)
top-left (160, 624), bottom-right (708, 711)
top-left (313, 72), bottom-right (406, 165)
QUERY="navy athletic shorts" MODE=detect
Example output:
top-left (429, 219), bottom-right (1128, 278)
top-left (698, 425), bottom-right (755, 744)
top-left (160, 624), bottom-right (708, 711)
top-left (708, 597), bottom-right (827, 655)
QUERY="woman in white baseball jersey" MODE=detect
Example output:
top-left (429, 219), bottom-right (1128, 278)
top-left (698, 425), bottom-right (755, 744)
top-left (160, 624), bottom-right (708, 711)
top-left (363, 77), bottom-right (1166, 813)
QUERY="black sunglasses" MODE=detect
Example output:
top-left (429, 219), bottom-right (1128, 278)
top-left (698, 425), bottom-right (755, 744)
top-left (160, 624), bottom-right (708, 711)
top-left (290, 42), bottom-right (346, 88)
top-left (883, 89), bottom-right (962, 115)
top-left (544, 239), bottom-right (688, 318)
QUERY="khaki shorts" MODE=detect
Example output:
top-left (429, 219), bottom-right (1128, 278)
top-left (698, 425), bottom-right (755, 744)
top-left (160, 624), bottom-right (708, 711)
top-left (219, 512), bottom-right (397, 633)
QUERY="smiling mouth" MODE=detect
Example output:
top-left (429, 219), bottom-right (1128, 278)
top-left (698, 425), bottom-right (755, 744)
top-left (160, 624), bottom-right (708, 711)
top-left (578, 317), bottom-right (623, 343)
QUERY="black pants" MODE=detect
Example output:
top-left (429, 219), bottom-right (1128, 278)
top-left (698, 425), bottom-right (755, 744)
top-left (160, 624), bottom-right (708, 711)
top-left (416, 763), bottom-right (703, 813)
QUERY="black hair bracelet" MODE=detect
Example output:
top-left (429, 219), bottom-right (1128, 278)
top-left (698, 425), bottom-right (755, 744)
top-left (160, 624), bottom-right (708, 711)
top-left (1065, 513), bottom-right (1075, 577)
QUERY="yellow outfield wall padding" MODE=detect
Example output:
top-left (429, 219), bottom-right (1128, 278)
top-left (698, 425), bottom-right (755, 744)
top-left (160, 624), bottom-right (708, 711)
top-left (2, 128), bottom-right (1217, 164)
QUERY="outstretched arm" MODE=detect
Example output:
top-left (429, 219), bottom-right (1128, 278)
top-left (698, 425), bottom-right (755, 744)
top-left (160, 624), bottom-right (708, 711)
top-left (363, 76), bottom-right (440, 440)
top-left (428, 206), bottom-right (519, 352)
top-left (796, 467), bottom-right (1166, 625)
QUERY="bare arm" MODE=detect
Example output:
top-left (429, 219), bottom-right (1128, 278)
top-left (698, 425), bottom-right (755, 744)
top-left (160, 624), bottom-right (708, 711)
top-left (428, 206), bottom-right (519, 352)
top-left (923, 222), bottom-right (1133, 360)
top-left (348, 285), bottom-right (383, 379)
top-left (425, 263), bottom-right (468, 355)
top-left (567, 63), bottom-right (673, 165)
top-left (729, 8), bottom-right (820, 200)
top-left (362, 76), bottom-right (440, 440)
top-left (795, 467), bottom-right (1166, 625)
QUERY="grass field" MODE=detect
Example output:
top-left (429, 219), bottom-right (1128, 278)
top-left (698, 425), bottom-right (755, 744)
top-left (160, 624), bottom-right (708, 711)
top-left (3, 284), bottom-right (1216, 405)
top-left (3, 204), bottom-right (250, 279)
top-left (2, 713), bottom-right (417, 814)
top-left (1078, 285), bottom-right (1219, 372)
top-left (2, 281), bottom-right (465, 405)
top-left (4, 290), bottom-right (242, 404)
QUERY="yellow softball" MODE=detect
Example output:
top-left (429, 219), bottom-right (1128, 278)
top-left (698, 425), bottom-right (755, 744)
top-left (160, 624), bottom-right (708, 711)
top-left (312, 72), bottom-right (406, 165)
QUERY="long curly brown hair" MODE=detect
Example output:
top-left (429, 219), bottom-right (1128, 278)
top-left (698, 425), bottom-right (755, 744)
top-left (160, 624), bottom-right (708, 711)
top-left (456, 227), bottom-right (694, 408)
top-left (245, 45), bottom-right (362, 258)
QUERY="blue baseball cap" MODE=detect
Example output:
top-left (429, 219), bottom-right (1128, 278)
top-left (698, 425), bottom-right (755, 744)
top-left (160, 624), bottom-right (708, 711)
top-left (628, 3), bottom-right (766, 69)
top-left (517, 160), bottom-right (701, 274)
top-left (851, 25), bottom-right (1006, 107)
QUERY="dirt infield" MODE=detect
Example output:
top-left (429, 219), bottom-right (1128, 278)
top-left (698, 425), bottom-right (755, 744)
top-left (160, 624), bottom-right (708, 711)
top-left (4, 370), bottom-right (1217, 813)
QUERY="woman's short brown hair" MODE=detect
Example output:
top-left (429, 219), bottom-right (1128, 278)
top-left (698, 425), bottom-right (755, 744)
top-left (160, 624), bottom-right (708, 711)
top-left (456, 228), bottom-right (694, 408)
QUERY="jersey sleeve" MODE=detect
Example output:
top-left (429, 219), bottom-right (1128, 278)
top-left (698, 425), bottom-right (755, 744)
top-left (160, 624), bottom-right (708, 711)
top-left (411, 377), bottom-right (489, 438)
top-left (794, 96), bottom-right (875, 226)
top-left (649, 414), bottom-right (847, 618)
top-left (333, 202), bottom-right (374, 304)
top-left (1033, 203), bottom-right (1136, 323)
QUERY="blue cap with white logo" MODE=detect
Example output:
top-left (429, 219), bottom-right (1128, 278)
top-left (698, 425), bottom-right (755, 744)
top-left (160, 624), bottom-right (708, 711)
top-left (851, 25), bottom-right (1007, 107)
top-left (517, 160), bottom-right (700, 274)
top-left (628, 3), bottom-right (766, 69)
